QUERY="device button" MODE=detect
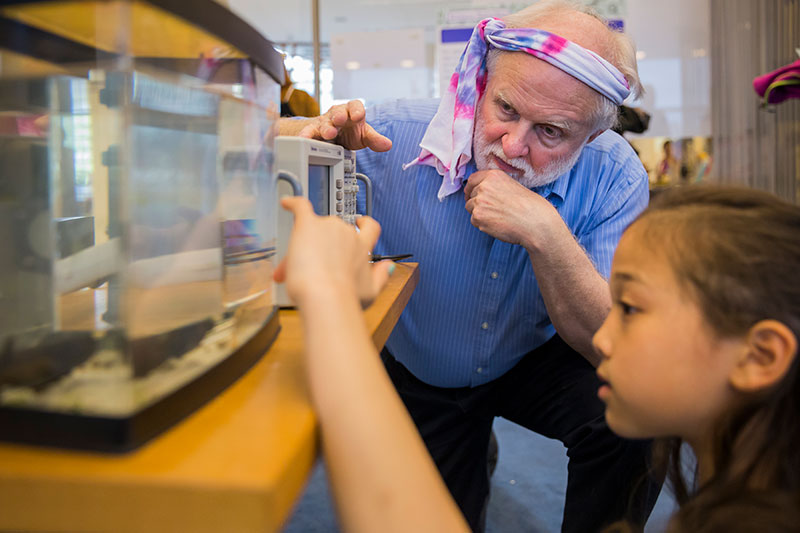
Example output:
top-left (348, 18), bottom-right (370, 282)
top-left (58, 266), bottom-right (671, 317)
top-left (336, 203), bottom-right (343, 213)
top-left (336, 179), bottom-right (343, 188)
top-left (336, 191), bottom-right (343, 201)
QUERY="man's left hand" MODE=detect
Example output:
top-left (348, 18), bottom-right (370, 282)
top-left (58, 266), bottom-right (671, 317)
top-left (463, 170), bottom-right (558, 249)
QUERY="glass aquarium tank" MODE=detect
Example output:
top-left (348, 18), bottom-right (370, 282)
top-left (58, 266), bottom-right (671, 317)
top-left (0, 0), bottom-right (285, 451)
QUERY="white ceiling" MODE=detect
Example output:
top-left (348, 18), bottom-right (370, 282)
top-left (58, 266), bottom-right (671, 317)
top-left (228, 0), bottom-right (708, 61)
top-left (228, 1), bottom-right (527, 44)
top-left (226, 0), bottom-right (712, 138)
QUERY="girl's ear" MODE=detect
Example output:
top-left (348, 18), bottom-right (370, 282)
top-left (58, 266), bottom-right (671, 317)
top-left (729, 320), bottom-right (797, 392)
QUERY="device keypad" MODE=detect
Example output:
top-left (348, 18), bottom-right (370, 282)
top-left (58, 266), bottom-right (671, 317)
top-left (337, 151), bottom-right (360, 225)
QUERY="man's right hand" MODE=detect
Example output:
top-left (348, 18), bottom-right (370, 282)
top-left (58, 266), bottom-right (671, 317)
top-left (287, 100), bottom-right (392, 152)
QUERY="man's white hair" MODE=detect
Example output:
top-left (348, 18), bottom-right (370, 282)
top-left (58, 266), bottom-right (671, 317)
top-left (487, 0), bottom-right (643, 132)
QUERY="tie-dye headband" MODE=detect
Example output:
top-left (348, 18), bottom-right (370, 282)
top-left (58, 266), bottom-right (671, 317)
top-left (403, 17), bottom-right (631, 200)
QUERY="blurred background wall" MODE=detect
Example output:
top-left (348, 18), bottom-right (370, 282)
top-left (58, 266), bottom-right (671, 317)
top-left (710, 0), bottom-right (799, 203)
top-left (225, 0), bottom-right (798, 200)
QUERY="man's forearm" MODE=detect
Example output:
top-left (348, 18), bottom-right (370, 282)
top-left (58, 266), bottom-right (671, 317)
top-left (524, 220), bottom-right (610, 366)
top-left (278, 116), bottom-right (315, 136)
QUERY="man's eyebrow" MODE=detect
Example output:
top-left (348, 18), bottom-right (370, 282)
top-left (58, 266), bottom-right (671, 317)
top-left (546, 120), bottom-right (572, 133)
top-left (493, 93), bottom-right (515, 111)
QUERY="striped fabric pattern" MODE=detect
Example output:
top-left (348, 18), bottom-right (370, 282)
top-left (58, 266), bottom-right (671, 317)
top-left (358, 99), bottom-right (648, 388)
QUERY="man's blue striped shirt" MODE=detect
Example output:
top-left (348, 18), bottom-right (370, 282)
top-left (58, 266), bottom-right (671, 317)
top-left (357, 99), bottom-right (648, 388)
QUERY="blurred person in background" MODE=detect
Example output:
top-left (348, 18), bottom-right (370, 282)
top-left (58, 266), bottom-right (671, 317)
top-left (280, 63), bottom-right (320, 118)
top-left (656, 139), bottom-right (679, 186)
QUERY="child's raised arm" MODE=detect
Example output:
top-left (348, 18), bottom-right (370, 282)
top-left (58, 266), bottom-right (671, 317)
top-left (275, 197), bottom-right (469, 533)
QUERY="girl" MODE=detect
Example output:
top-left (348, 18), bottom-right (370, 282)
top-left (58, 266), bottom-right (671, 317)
top-left (593, 185), bottom-right (800, 531)
top-left (276, 184), bottom-right (800, 532)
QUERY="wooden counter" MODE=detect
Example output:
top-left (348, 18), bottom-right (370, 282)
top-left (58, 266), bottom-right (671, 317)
top-left (0, 263), bottom-right (419, 533)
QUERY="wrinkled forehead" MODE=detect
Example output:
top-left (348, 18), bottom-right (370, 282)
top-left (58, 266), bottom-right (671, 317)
top-left (485, 51), bottom-right (601, 123)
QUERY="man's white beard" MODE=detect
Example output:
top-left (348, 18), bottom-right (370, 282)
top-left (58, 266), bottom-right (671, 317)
top-left (473, 118), bottom-right (584, 189)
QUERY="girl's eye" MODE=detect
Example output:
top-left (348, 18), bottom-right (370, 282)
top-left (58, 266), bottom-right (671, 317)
top-left (619, 301), bottom-right (638, 316)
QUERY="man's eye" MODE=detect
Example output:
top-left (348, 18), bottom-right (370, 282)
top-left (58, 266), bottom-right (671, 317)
top-left (499, 101), bottom-right (514, 114)
top-left (539, 125), bottom-right (561, 138)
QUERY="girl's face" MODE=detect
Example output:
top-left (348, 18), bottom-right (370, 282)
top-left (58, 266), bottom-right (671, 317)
top-left (592, 224), bottom-right (742, 443)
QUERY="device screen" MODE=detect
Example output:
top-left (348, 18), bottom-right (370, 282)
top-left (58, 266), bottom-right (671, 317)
top-left (308, 164), bottom-right (330, 215)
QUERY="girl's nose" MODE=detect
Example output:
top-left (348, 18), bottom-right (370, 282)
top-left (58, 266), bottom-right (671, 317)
top-left (592, 321), bottom-right (612, 361)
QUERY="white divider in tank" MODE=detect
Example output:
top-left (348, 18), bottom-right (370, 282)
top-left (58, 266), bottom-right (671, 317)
top-left (54, 238), bottom-right (122, 294)
top-left (55, 243), bottom-right (223, 293)
top-left (126, 248), bottom-right (223, 288)
top-left (223, 288), bottom-right (270, 310)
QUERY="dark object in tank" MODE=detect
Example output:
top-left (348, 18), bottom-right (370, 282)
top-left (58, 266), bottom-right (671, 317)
top-left (127, 318), bottom-right (215, 377)
top-left (0, 309), bottom-right (279, 452)
top-left (0, 330), bottom-right (96, 389)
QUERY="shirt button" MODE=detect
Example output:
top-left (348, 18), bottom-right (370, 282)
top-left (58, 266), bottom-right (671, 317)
top-left (476, 367), bottom-right (483, 374)
top-left (491, 272), bottom-right (498, 279)
top-left (481, 322), bottom-right (489, 330)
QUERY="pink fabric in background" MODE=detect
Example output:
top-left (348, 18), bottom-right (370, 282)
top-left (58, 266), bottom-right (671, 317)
top-left (753, 59), bottom-right (800, 104)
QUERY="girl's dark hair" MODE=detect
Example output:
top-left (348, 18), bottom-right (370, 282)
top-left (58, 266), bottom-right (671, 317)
top-left (635, 185), bottom-right (800, 532)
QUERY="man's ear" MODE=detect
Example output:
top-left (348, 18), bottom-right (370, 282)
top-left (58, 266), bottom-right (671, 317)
top-left (587, 130), bottom-right (605, 144)
top-left (729, 320), bottom-right (797, 392)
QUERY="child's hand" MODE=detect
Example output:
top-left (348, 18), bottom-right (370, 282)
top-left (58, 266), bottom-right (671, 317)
top-left (273, 197), bottom-right (394, 308)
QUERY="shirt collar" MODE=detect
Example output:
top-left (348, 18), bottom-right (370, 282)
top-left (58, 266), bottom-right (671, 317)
top-left (532, 170), bottom-right (570, 206)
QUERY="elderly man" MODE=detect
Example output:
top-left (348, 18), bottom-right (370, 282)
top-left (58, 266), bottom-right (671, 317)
top-left (280, 1), bottom-right (661, 531)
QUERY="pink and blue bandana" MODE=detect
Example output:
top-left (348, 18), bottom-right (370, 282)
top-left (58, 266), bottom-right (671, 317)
top-left (403, 17), bottom-right (631, 201)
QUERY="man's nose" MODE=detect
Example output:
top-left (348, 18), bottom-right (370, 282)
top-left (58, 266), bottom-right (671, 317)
top-left (501, 127), bottom-right (530, 159)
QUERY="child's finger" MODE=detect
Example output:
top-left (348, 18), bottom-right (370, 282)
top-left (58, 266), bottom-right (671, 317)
top-left (281, 195), bottom-right (313, 215)
top-left (370, 260), bottom-right (394, 300)
top-left (355, 216), bottom-right (382, 250)
top-left (273, 257), bottom-right (287, 283)
top-left (281, 197), bottom-right (317, 230)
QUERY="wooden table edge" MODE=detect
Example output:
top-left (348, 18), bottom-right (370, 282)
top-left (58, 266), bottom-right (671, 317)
top-left (0, 263), bottom-right (419, 533)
